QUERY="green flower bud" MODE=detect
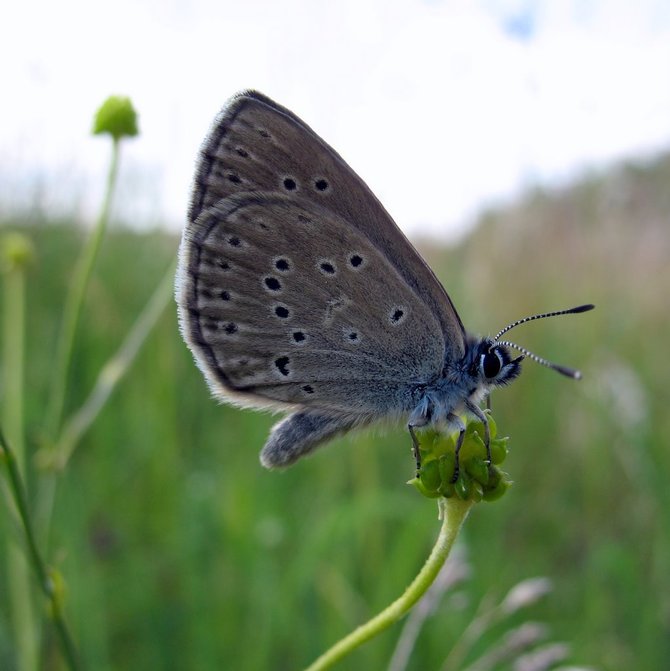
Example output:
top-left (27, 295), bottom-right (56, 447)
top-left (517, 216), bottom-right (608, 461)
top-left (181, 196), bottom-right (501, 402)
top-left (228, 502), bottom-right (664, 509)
top-left (465, 456), bottom-right (490, 486)
top-left (429, 431), bottom-right (454, 458)
top-left (470, 479), bottom-right (484, 502)
top-left (486, 412), bottom-right (498, 439)
top-left (455, 471), bottom-right (474, 500)
top-left (459, 431), bottom-right (487, 463)
top-left (483, 476), bottom-right (512, 501)
top-left (438, 452), bottom-right (456, 485)
top-left (1, 232), bottom-right (35, 272)
top-left (46, 567), bottom-right (67, 618)
top-left (92, 95), bottom-right (139, 141)
top-left (485, 466), bottom-right (502, 490)
top-left (419, 458), bottom-right (441, 493)
top-left (489, 437), bottom-right (509, 465)
top-left (409, 476), bottom-right (441, 498)
top-left (411, 414), bottom-right (511, 503)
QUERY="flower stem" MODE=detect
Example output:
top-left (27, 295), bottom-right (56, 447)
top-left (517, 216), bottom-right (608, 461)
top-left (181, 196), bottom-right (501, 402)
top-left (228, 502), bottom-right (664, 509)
top-left (38, 138), bottom-right (120, 539)
top-left (304, 497), bottom-right (473, 671)
top-left (0, 429), bottom-right (81, 671)
top-left (56, 259), bottom-right (177, 465)
top-left (2, 237), bottom-right (39, 670)
top-left (46, 138), bottom-right (120, 439)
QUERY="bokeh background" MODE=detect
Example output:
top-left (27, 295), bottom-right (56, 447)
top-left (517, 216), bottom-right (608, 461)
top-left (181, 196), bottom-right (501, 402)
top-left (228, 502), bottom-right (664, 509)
top-left (1, 1), bottom-right (669, 670)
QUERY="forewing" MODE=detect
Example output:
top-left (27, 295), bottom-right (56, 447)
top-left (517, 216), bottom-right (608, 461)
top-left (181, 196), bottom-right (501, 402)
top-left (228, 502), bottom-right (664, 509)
top-left (178, 193), bottom-right (445, 415)
top-left (188, 90), bottom-right (466, 359)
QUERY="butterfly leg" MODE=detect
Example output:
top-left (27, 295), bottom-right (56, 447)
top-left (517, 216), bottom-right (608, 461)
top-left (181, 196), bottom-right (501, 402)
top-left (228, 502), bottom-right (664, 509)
top-left (448, 412), bottom-right (467, 483)
top-left (408, 424), bottom-right (423, 476)
top-left (260, 411), bottom-right (361, 468)
top-left (464, 400), bottom-right (494, 481)
top-left (408, 399), bottom-right (434, 476)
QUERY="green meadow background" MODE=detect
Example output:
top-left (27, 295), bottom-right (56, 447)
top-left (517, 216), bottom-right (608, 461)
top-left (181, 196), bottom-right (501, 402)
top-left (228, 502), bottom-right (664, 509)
top-left (0, 152), bottom-right (668, 670)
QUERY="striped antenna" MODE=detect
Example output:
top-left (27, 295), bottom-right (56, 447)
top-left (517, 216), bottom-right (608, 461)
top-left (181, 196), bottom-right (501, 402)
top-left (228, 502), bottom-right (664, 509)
top-left (496, 340), bottom-right (583, 379)
top-left (492, 304), bottom-right (595, 380)
top-left (492, 304), bottom-right (595, 343)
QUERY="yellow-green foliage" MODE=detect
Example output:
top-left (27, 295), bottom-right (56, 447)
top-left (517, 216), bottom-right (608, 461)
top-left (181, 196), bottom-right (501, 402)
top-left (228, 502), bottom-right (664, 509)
top-left (0, 152), bottom-right (668, 669)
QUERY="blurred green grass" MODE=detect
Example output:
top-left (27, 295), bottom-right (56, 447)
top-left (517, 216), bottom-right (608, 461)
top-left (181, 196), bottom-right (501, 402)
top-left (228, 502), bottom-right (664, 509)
top-left (1, 153), bottom-right (668, 670)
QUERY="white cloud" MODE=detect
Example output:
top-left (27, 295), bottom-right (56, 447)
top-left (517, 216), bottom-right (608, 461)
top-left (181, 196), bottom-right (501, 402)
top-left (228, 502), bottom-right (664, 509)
top-left (2, 0), bottom-right (669, 238)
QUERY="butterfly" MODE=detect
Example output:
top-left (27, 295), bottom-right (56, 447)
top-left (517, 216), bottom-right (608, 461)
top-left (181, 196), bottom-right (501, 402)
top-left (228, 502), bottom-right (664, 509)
top-left (176, 90), bottom-right (593, 479)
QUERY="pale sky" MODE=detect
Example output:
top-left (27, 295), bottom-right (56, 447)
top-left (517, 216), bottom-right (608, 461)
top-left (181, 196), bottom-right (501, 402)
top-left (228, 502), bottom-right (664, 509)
top-left (2, 0), bottom-right (669, 239)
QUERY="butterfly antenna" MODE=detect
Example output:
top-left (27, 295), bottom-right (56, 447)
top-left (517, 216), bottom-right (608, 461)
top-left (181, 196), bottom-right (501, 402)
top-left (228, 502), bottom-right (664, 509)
top-left (496, 340), bottom-right (583, 379)
top-left (492, 304), bottom-right (594, 342)
top-left (492, 304), bottom-right (595, 380)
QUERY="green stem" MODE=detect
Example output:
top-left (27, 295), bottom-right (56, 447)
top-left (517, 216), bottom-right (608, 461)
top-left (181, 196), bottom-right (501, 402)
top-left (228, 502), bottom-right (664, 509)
top-left (304, 497), bottom-right (473, 671)
top-left (45, 138), bottom-right (120, 439)
top-left (35, 260), bottom-right (176, 538)
top-left (38, 138), bottom-right (120, 540)
top-left (3, 253), bottom-right (26, 469)
top-left (55, 259), bottom-right (176, 466)
top-left (2, 246), bottom-right (39, 670)
top-left (0, 429), bottom-right (81, 671)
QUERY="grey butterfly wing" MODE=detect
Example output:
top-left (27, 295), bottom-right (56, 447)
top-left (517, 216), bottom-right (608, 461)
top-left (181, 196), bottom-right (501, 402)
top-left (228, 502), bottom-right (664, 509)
top-left (177, 90), bottom-right (468, 465)
top-left (178, 192), bottom-right (444, 415)
top-left (188, 90), bottom-right (466, 356)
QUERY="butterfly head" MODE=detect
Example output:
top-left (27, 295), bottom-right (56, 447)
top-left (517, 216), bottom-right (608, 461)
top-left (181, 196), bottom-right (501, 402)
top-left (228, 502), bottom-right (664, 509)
top-left (474, 339), bottom-right (523, 389)
top-left (469, 303), bottom-right (595, 393)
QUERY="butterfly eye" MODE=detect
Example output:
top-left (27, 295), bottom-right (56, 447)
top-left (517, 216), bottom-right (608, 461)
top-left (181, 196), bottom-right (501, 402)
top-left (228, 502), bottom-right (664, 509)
top-left (481, 350), bottom-right (503, 379)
